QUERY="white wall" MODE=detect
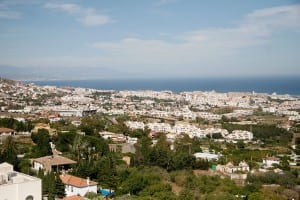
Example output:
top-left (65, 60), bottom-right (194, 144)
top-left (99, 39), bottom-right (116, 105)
top-left (0, 183), bottom-right (17, 200)
top-left (65, 185), bottom-right (97, 197)
top-left (33, 162), bottom-right (43, 170)
top-left (0, 178), bottom-right (41, 200)
top-left (18, 179), bottom-right (42, 200)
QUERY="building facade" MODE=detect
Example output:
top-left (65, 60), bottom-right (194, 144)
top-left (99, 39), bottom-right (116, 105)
top-left (60, 174), bottom-right (98, 197)
top-left (0, 162), bottom-right (41, 200)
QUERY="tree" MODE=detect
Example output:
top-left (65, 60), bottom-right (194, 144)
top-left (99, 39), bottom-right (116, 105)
top-left (46, 172), bottom-right (56, 200)
top-left (0, 136), bottom-right (18, 166)
top-left (72, 135), bottom-right (88, 161)
top-left (55, 172), bottom-right (65, 198)
top-left (248, 192), bottom-right (264, 200)
top-left (97, 155), bottom-right (118, 192)
top-left (279, 156), bottom-right (290, 171)
top-left (55, 131), bottom-right (77, 152)
top-left (149, 134), bottom-right (172, 170)
top-left (178, 189), bottom-right (194, 200)
top-left (31, 129), bottom-right (51, 157)
top-left (18, 158), bottom-right (32, 175)
top-left (0, 118), bottom-right (33, 132)
top-left (129, 129), bottom-right (147, 138)
top-left (236, 140), bottom-right (245, 149)
top-left (135, 136), bottom-right (152, 165)
top-left (39, 171), bottom-right (65, 200)
top-left (171, 151), bottom-right (195, 170)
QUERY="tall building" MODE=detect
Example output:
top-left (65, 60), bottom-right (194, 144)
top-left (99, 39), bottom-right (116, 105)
top-left (0, 162), bottom-right (41, 200)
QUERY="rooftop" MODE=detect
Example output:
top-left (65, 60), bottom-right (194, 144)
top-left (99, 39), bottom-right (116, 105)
top-left (63, 195), bottom-right (86, 200)
top-left (32, 155), bottom-right (76, 166)
top-left (60, 174), bottom-right (97, 188)
top-left (0, 127), bottom-right (14, 133)
top-left (0, 162), bottom-right (41, 186)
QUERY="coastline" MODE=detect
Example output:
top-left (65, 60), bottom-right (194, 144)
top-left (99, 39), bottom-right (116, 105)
top-left (25, 77), bottom-right (300, 96)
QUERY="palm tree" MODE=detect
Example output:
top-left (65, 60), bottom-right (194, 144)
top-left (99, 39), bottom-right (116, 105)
top-left (72, 135), bottom-right (88, 161)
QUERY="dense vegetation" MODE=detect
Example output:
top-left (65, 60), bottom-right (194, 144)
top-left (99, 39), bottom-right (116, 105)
top-left (0, 117), bottom-right (33, 132)
top-left (1, 116), bottom-right (299, 199)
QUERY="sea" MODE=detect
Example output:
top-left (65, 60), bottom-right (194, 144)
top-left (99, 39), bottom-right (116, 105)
top-left (28, 76), bottom-right (300, 96)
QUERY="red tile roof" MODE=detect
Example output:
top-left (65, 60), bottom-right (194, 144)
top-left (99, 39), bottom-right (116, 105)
top-left (62, 195), bottom-right (85, 200)
top-left (60, 174), bottom-right (98, 188)
top-left (0, 127), bottom-right (14, 133)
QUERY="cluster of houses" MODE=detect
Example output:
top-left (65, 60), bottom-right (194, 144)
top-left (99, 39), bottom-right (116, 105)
top-left (1, 152), bottom-right (289, 199)
top-left (0, 158), bottom-right (98, 200)
top-left (0, 148), bottom-right (102, 200)
top-left (2, 78), bottom-right (300, 125)
top-left (125, 121), bottom-right (254, 141)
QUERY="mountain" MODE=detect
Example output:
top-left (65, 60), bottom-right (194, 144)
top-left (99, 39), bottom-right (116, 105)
top-left (0, 65), bottom-right (129, 81)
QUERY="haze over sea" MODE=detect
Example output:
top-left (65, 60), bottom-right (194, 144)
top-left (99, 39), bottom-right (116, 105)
top-left (30, 76), bottom-right (300, 96)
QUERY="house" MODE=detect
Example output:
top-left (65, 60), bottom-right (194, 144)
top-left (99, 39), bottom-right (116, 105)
top-left (0, 127), bottom-right (15, 137)
top-left (263, 157), bottom-right (280, 169)
top-left (0, 162), bottom-right (42, 200)
top-left (217, 161), bottom-right (250, 174)
top-left (99, 131), bottom-right (126, 143)
top-left (32, 123), bottom-right (57, 135)
top-left (60, 174), bottom-right (98, 197)
top-left (63, 195), bottom-right (85, 200)
top-left (193, 152), bottom-right (221, 161)
top-left (109, 143), bottom-right (136, 154)
top-left (31, 155), bottom-right (76, 173)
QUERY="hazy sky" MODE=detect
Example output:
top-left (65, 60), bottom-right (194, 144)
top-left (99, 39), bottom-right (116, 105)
top-left (0, 0), bottom-right (300, 79)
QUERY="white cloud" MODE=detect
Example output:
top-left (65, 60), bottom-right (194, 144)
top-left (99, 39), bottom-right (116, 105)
top-left (78, 8), bottom-right (110, 26)
top-left (44, 3), bottom-right (80, 14)
top-left (89, 4), bottom-right (300, 76)
top-left (2, 4), bottom-right (300, 78)
top-left (44, 3), bottom-right (111, 26)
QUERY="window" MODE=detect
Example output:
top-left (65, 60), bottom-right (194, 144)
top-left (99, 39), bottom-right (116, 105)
top-left (25, 195), bottom-right (34, 200)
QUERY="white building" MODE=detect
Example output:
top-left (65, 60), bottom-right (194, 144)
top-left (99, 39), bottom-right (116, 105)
top-left (31, 155), bottom-right (76, 173)
top-left (0, 127), bottom-right (15, 137)
top-left (226, 130), bottom-right (253, 141)
top-left (60, 174), bottom-right (98, 197)
top-left (125, 121), bottom-right (145, 130)
top-left (263, 157), bottom-right (280, 168)
top-left (217, 161), bottom-right (250, 174)
top-left (193, 152), bottom-right (221, 161)
top-left (0, 162), bottom-right (42, 200)
top-left (147, 122), bottom-right (172, 133)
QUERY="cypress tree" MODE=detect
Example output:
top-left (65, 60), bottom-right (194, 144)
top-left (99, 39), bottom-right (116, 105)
top-left (55, 172), bottom-right (65, 198)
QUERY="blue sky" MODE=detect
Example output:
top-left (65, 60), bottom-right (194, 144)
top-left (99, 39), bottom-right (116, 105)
top-left (0, 0), bottom-right (300, 79)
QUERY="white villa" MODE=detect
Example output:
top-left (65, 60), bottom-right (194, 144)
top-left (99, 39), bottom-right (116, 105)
top-left (60, 174), bottom-right (98, 197)
top-left (263, 157), bottom-right (280, 168)
top-left (0, 162), bottom-right (42, 200)
top-left (217, 161), bottom-right (250, 174)
top-left (193, 152), bottom-right (221, 161)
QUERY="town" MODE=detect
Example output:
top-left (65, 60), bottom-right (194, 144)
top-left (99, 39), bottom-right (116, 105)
top-left (1, 78), bottom-right (300, 200)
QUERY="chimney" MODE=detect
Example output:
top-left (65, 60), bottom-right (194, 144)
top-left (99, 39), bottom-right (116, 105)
top-left (87, 177), bottom-right (90, 185)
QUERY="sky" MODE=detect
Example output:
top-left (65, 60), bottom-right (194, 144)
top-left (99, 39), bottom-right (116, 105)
top-left (0, 0), bottom-right (300, 80)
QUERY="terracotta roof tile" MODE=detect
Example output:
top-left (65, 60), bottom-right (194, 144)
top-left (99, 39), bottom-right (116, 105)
top-left (60, 174), bottom-right (98, 188)
top-left (63, 195), bottom-right (85, 200)
top-left (0, 127), bottom-right (14, 133)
